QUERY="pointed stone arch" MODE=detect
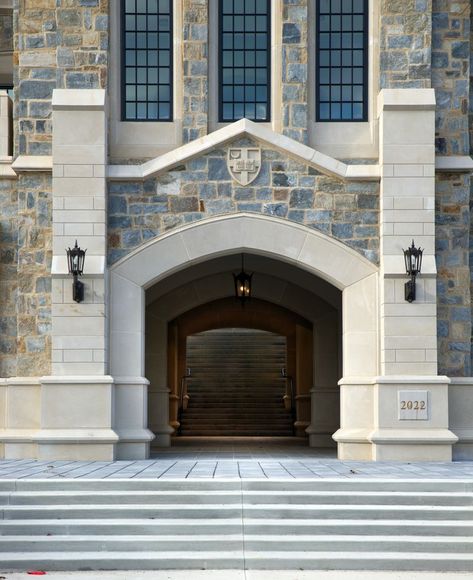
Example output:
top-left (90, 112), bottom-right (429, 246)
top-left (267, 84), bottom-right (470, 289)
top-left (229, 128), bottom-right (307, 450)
top-left (109, 213), bottom-right (379, 458)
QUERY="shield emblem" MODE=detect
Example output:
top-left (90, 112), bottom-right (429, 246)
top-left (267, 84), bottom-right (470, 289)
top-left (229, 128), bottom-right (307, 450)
top-left (227, 147), bottom-right (262, 186)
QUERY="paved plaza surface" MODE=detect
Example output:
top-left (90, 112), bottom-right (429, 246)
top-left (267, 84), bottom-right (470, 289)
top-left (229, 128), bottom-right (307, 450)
top-left (2, 571), bottom-right (473, 580)
top-left (1, 438), bottom-right (473, 480)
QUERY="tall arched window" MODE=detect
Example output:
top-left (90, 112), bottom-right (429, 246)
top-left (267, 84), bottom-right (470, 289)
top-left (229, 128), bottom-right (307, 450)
top-left (316, 0), bottom-right (368, 122)
top-left (219, 0), bottom-right (271, 122)
top-left (121, 0), bottom-right (173, 121)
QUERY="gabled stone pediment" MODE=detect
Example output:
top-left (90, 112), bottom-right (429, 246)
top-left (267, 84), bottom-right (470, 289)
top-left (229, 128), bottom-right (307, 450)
top-left (107, 118), bottom-right (380, 182)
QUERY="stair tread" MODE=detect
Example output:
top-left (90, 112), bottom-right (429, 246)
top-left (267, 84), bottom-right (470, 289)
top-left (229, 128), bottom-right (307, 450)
top-left (2, 551), bottom-right (473, 559)
top-left (2, 534), bottom-right (473, 542)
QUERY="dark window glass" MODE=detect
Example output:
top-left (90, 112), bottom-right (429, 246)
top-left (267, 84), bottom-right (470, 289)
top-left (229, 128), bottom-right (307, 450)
top-left (219, 0), bottom-right (271, 122)
top-left (122, 0), bottom-right (172, 121)
top-left (316, 0), bottom-right (368, 121)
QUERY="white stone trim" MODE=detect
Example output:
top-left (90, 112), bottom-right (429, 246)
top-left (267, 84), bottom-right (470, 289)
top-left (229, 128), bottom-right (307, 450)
top-left (40, 375), bottom-right (114, 385)
top-left (369, 430), bottom-right (458, 445)
top-left (113, 376), bottom-right (150, 385)
top-left (435, 156), bottom-right (473, 173)
top-left (11, 155), bottom-right (53, 172)
top-left (108, 0), bottom-right (183, 161)
top-left (308, 0), bottom-right (380, 158)
top-left (108, 118), bottom-right (380, 182)
top-left (111, 213), bottom-right (378, 291)
top-left (7, 152), bottom-right (470, 177)
top-left (110, 214), bottom-right (378, 452)
top-left (208, 0), bottom-right (282, 134)
top-left (51, 255), bottom-right (106, 277)
top-left (0, 158), bottom-right (14, 178)
top-left (33, 429), bottom-right (119, 443)
top-left (377, 88), bottom-right (436, 113)
top-left (339, 375), bottom-right (450, 385)
top-left (52, 89), bottom-right (106, 110)
top-left (7, 377), bottom-right (41, 386)
top-left (0, 90), bottom-right (11, 157)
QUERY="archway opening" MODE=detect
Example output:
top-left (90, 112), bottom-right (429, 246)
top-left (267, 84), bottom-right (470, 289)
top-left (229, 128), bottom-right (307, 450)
top-left (144, 253), bottom-right (341, 451)
top-left (181, 328), bottom-right (290, 437)
top-left (110, 214), bottom-right (379, 459)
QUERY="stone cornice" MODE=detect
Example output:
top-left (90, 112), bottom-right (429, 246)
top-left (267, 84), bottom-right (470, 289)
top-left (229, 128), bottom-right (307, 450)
top-left (435, 156), bottom-right (473, 173)
top-left (3, 150), bottom-right (472, 180)
top-left (107, 118), bottom-right (381, 182)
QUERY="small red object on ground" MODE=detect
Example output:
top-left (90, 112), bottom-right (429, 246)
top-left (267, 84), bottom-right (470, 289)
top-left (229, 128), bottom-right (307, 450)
top-left (27, 571), bottom-right (46, 575)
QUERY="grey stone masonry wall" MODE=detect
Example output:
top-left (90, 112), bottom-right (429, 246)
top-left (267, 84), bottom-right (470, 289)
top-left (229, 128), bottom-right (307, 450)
top-left (0, 12), bottom-right (13, 53)
top-left (380, 0), bottom-right (432, 89)
top-left (432, 1), bottom-right (471, 377)
top-left (107, 140), bottom-right (379, 265)
top-left (470, 4), bottom-right (473, 376)
top-left (282, 0), bottom-right (308, 144)
top-left (433, 0), bottom-right (470, 156)
top-left (14, 0), bottom-right (109, 156)
top-left (0, 178), bottom-right (18, 378)
top-left (7, 0), bottom-right (109, 376)
top-left (182, 0), bottom-right (208, 143)
top-left (16, 173), bottom-right (52, 377)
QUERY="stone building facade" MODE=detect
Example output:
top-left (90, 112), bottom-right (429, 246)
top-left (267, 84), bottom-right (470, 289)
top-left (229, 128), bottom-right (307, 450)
top-left (0, 0), bottom-right (472, 461)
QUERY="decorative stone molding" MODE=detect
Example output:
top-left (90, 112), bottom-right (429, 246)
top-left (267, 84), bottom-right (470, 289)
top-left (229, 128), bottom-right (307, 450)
top-left (108, 118), bottom-right (381, 182)
top-left (11, 156), bottom-right (53, 172)
top-left (435, 156), bottom-right (473, 173)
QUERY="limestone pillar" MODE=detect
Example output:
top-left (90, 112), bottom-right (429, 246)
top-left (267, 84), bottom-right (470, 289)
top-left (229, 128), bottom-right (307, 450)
top-left (145, 310), bottom-right (173, 447)
top-left (42, 89), bottom-right (118, 460)
top-left (374, 89), bottom-right (457, 460)
top-left (306, 310), bottom-right (340, 447)
top-left (335, 89), bottom-right (457, 461)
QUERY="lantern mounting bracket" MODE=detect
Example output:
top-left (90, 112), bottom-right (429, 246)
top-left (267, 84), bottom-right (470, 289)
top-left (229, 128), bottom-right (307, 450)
top-left (403, 240), bottom-right (423, 303)
top-left (66, 240), bottom-right (87, 304)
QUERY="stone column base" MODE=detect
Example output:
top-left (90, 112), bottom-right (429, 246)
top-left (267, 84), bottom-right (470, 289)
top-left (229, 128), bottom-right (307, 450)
top-left (370, 429), bottom-right (457, 461)
top-left (334, 375), bottom-right (458, 462)
top-left (0, 375), bottom-right (157, 460)
top-left (306, 387), bottom-right (340, 448)
top-left (449, 378), bottom-right (473, 460)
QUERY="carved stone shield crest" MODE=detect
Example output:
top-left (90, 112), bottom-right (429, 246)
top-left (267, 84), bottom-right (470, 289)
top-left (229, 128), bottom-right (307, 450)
top-left (227, 147), bottom-right (261, 186)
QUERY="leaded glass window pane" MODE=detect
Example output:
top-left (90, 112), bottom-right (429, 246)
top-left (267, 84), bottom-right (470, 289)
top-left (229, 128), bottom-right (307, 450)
top-left (316, 0), bottom-right (368, 121)
top-left (122, 0), bottom-right (173, 121)
top-left (219, 0), bottom-right (271, 122)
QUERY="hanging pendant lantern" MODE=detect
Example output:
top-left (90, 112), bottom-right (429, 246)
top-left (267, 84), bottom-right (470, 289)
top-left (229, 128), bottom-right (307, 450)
top-left (233, 254), bottom-right (252, 304)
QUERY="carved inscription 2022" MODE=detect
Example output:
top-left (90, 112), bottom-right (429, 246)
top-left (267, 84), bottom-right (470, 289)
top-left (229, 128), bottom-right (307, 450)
top-left (398, 390), bottom-right (429, 421)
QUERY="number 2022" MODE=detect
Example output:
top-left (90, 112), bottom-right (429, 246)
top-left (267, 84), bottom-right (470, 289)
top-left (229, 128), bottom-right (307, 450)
top-left (400, 400), bottom-right (426, 411)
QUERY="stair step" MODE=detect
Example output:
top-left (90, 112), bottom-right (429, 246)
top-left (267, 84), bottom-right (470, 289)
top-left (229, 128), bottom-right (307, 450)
top-left (1, 551), bottom-right (473, 572)
top-left (3, 490), bottom-right (473, 506)
top-left (1, 476), bottom-right (472, 571)
top-left (2, 517), bottom-right (473, 536)
top-left (0, 535), bottom-right (472, 554)
top-left (3, 504), bottom-right (473, 520)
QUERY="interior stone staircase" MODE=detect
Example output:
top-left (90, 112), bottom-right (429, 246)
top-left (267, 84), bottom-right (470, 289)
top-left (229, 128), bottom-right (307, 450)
top-left (0, 479), bottom-right (473, 571)
top-left (180, 329), bottom-right (293, 436)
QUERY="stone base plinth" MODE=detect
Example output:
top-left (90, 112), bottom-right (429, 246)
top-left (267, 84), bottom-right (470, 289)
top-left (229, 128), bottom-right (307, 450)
top-left (334, 375), bottom-right (458, 461)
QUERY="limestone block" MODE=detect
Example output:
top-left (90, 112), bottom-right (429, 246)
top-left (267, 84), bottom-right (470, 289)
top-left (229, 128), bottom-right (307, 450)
top-left (114, 378), bottom-right (155, 458)
top-left (40, 376), bottom-right (114, 430)
top-left (6, 379), bottom-right (41, 430)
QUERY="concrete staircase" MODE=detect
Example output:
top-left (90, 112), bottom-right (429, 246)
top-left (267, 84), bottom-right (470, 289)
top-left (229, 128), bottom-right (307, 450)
top-left (1, 479), bottom-right (473, 571)
top-left (181, 329), bottom-right (293, 436)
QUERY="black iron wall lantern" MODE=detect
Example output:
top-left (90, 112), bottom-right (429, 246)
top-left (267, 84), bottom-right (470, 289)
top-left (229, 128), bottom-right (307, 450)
top-left (66, 240), bottom-right (86, 303)
top-left (403, 240), bottom-right (423, 303)
top-left (233, 254), bottom-right (252, 304)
